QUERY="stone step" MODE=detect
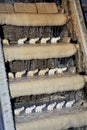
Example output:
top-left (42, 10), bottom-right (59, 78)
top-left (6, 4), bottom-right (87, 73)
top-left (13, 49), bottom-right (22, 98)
top-left (15, 107), bottom-right (87, 130)
top-left (3, 43), bottom-right (77, 61)
top-left (9, 74), bottom-right (87, 98)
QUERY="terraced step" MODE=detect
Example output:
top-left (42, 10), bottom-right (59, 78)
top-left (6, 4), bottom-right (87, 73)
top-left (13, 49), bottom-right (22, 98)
top-left (9, 74), bottom-right (87, 98)
top-left (0, 13), bottom-right (67, 26)
top-left (3, 43), bottom-right (77, 61)
top-left (15, 107), bottom-right (87, 130)
top-left (0, 3), bottom-right (67, 26)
